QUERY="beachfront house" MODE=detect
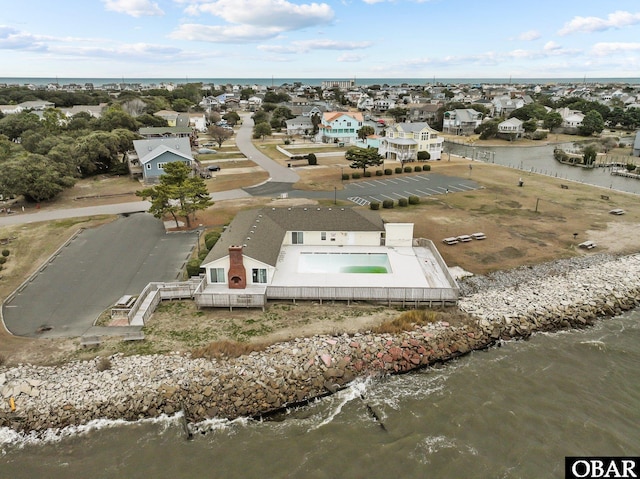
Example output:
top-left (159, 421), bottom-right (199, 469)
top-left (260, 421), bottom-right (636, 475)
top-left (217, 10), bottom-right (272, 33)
top-left (197, 207), bottom-right (459, 309)
top-left (442, 109), bottom-right (483, 136)
top-left (378, 122), bottom-right (444, 162)
top-left (131, 137), bottom-right (195, 183)
top-left (317, 112), bottom-right (364, 144)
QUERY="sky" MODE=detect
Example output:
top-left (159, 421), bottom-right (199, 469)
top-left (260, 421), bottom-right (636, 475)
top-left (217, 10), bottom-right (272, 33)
top-left (1, 0), bottom-right (640, 80)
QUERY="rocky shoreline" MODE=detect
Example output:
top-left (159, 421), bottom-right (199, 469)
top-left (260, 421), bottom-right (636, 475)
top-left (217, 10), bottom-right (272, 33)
top-left (1, 252), bottom-right (640, 434)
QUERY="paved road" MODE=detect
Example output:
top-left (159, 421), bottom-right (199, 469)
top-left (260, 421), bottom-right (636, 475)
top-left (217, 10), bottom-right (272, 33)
top-left (236, 113), bottom-right (300, 183)
top-left (2, 213), bottom-right (197, 338)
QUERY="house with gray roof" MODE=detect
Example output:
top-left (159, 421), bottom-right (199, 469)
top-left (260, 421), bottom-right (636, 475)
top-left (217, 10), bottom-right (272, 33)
top-left (131, 137), bottom-right (195, 183)
top-left (442, 109), bottom-right (483, 135)
top-left (197, 207), bottom-right (459, 309)
top-left (379, 122), bottom-right (443, 161)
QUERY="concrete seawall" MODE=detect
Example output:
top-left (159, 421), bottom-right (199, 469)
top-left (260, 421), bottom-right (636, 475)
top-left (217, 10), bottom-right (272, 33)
top-left (1, 253), bottom-right (639, 433)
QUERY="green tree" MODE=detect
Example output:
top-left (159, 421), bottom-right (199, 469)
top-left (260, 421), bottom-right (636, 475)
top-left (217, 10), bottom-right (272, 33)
top-left (0, 111), bottom-right (41, 140)
top-left (222, 111), bottom-right (240, 126)
top-left (0, 154), bottom-right (75, 202)
top-left (207, 125), bottom-right (233, 147)
top-left (543, 111), bottom-right (563, 130)
top-left (171, 98), bottom-right (193, 112)
top-left (578, 110), bottom-right (605, 136)
top-left (98, 105), bottom-right (138, 131)
top-left (253, 122), bottom-right (272, 140)
top-left (357, 125), bottom-right (375, 140)
top-left (523, 119), bottom-right (538, 133)
top-left (136, 162), bottom-right (213, 229)
top-left (582, 144), bottom-right (598, 166)
top-left (345, 147), bottom-right (383, 174)
top-left (252, 110), bottom-right (269, 125)
top-left (240, 88), bottom-right (255, 100)
top-left (387, 107), bottom-right (409, 123)
top-left (475, 119), bottom-right (500, 139)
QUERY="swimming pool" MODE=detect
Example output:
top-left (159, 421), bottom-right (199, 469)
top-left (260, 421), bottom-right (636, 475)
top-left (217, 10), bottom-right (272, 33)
top-left (298, 252), bottom-right (392, 274)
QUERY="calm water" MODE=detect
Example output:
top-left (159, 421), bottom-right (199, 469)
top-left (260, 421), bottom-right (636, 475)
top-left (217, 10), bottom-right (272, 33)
top-left (2, 310), bottom-right (639, 478)
top-left (445, 141), bottom-right (640, 195)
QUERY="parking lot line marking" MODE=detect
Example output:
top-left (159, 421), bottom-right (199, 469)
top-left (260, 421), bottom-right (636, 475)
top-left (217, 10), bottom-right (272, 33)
top-left (391, 192), bottom-right (405, 198)
top-left (404, 191), bottom-right (415, 196)
top-left (415, 189), bottom-right (430, 195)
top-left (406, 177), bottom-right (421, 182)
top-left (369, 196), bottom-right (383, 202)
top-left (457, 183), bottom-right (476, 190)
top-left (374, 180), bottom-right (386, 185)
top-left (347, 196), bottom-right (370, 205)
top-left (425, 187), bottom-right (443, 194)
top-left (381, 194), bottom-right (397, 200)
top-left (361, 181), bottom-right (376, 187)
top-left (351, 182), bottom-right (365, 188)
top-left (395, 178), bottom-right (410, 183)
top-left (385, 179), bottom-right (399, 184)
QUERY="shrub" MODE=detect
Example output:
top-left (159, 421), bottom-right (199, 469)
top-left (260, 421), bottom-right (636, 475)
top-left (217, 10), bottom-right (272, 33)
top-left (0, 257), bottom-right (6, 264)
top-left (363, 171), bottom-right (372, 177)
top-left (0, 265), bottom-right (3, 272)
top-left (422, 164), bottom-right (431, 171)
top-left (417, 151), bottom-right (431, 161)
top-left (352, 172), bottom-right (361, 179)
top-left (370, 201), bottom-right (380, 210)
top-left (342, 174), bottom-right (350, 181)
top-left (204, 231), bottom-right (221, 250)
top-left (306, 153), bottom-right (317, 165)
top-left (398, 198), bottom-right (408, 207)
top-left (408, 195), bottom-right (420, 205)
top-left (198, 248), bottom-right (210, 260)
top-left (1, 249), bottom-right (9, 257)
top-left (384, 169), bottom-right (393, 175)
top-left (0, 354), bottom-right (6, 367)
top-left (414, 166), bottom-right (422, 172)
top-left (186, 258), bottom-right (203, 277)
top-left (394, 167), bottom-right (403, 174)
top-left (284, 139), bottom-right (291, 145)
top-left (375, 170), bottom-right (383, 176)
top-left (382, 199), bottom-right (394, 209)
top-left (372, 309), bottom-right (437, 334)
top-left (403, 166), bottom-right (412, 173)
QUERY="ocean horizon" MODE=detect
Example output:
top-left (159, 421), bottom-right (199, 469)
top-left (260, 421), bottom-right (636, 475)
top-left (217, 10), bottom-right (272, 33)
top-left (2, 76), bottom-right (640, 88)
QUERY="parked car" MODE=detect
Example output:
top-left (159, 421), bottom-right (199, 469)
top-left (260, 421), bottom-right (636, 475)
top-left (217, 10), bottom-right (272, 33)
top-left (207, 164), bottom-right (221, 171)
top-left (198, 148), bottom-right (217, 154)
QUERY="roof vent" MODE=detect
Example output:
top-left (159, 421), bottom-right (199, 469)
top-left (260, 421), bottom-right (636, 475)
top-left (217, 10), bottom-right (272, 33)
top-left (317, 208), bottom-right (321, 211)
top-left (303, 208), bottom-right (307, 211)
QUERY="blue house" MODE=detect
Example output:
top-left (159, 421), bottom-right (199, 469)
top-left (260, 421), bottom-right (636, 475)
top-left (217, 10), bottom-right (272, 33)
top-left (132, 137), bottom-right (194, 183)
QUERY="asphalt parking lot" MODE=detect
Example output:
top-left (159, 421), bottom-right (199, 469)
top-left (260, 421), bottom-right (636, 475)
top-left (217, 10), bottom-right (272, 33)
top-left (2, 213), bottom-right (197, 339)
top-left (340, 173), bottom-right (479, 205)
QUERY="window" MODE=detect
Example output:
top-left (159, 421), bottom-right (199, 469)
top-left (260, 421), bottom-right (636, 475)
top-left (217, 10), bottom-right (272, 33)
top-left (321, 232), bottom-right (327, 241)
top-left (292, 231), bottom-right (304, 244)
top-left (146, 164), bottom-right (151, 169)
top-left (252, 268), bottom-right (267, 284)
top-left (421, 132), bottom-right (429, 141)
top-left (210, 268), bottom-right (225, 283)
top-left (157, 162), bottom-right (166, 169)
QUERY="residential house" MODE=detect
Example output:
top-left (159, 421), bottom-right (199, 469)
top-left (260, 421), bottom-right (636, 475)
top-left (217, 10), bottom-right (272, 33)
top-left (633, 131), bottom-right (640, 157)
top-left (442, 109), bottom-right (483, 135)
top-left (407, 103), bottom-right (441, 126)
top-left (379, 122), bottom-right (443, 162)
top-left (138, 126), bottom-right (194, 139)
top-left (556, 107), bottom-right (584, 128)
top-left (197, 207), bottom-right (458, 309)
top-left (285, 115), bottom-right (314, 136)
top-left (154, 110), bottom-right (180, 126)
top-left (497, 117), bottom-right (525, 139)
top-left (60, 104), bottom-right (106, 119)
top-left (188, 112), bottom-right (207, 132)
top-left (317, 111), bottom-right (364, 144)
top-left (492, 97), bottom-right (524, 117)
top-left (131, 137), bottom-right (195, 183)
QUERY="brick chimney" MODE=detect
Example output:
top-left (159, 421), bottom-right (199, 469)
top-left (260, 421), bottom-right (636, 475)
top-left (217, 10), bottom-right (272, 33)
top-left (227, 245), bottom-right (246, 289)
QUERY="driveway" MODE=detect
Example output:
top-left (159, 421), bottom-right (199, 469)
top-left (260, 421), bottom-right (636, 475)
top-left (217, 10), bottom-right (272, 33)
top-left (2, 213), bottom-right (197, 338)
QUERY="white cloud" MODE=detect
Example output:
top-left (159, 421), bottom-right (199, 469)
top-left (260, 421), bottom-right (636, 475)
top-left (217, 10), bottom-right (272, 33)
top-left (0, 26), bottom-right (48, 52)
top-left (591, 42), bottom-right (640, 56)
top-left (102, 0), bottom-right (164, 17)
top-left (181, 0), bottom-right (334, 30)
top-left (558, 10), bottom-right (640, 35)
top-left (170, 23), bottom-right (283, 43)
top-left (259, 38), bottom-right (372, 53)
top-left (518, 30), bottom-right (541, 41)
